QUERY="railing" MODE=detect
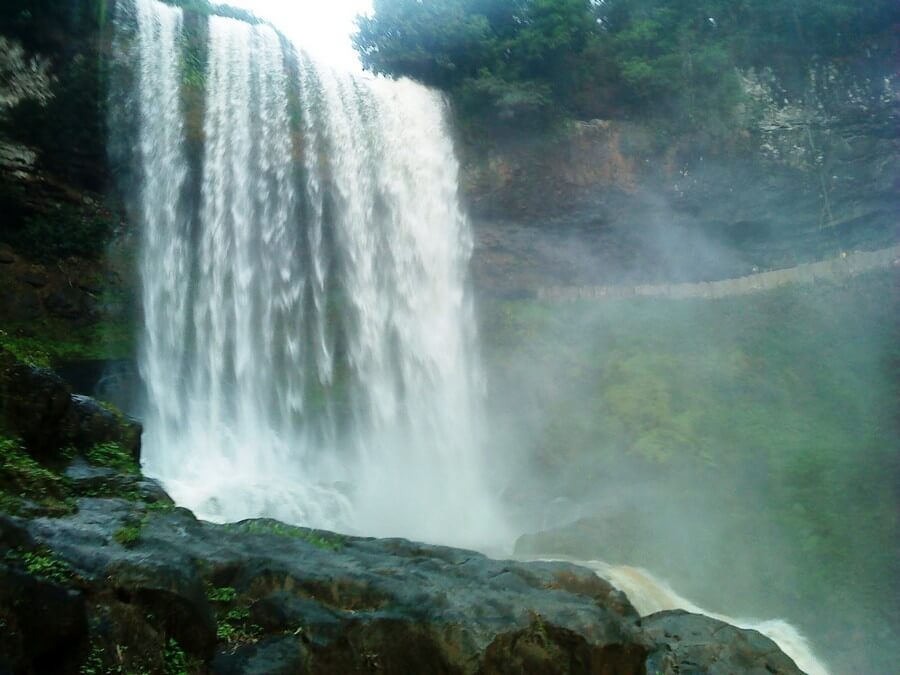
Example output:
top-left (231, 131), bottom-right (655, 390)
top-left (536, 243), bottom-right (900, 302)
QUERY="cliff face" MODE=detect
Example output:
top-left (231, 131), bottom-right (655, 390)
top-left (462, 56), bottom-right (900, 293)
top-left (2, 3), bottom-right (897, 302)
top-left (0, 2), bottom-right (135, 337)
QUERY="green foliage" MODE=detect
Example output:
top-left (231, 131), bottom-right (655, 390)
top-left (162, 0), bottom-right (262, 25)
top-left (205, 584), bottom-right (262, 647)
top-left (0, 317), bottom-right (136, 367)
top-left (85, 442), bottom-right (138, 475)
top-left (113, 523), bottom-right (142, 548)
top-left (79, 642), bottom-right (106, 675)
top-left (0, 436), bottom-right (71, 513)
top-left (6, 546), bottom-right (74, 583)
top-left (355, 0), bottom-right (900, 133)
top-left (163, 639), bottom-right (190, 675)
top-left (356, 0), bottom-right (598, 127)
top-left (206, 585), bottom-right (237, 603)
top-left (215, 606), bottom-right (262, 646)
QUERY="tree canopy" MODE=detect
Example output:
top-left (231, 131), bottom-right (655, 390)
top-left (354, 0), bottom-right (900, 130)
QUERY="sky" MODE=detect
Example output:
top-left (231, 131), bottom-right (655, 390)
top-left (215, 0), bottom-right (373, 69)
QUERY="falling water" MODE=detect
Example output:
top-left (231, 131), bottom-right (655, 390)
top-left (128, 0), bottom-right (192, 477)
top-left (127, 0), bottom-right (506, 547)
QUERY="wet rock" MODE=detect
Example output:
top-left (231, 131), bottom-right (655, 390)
top-left (643, 610), bottom-right (804, 675)
top-left (63, 458), bottom-right (142, 499)
top-left (0, 564), bottom-right (87, 675)
top-left (0, 478), bottom-right (815, 675)
top-left (213, 637), bottom-right (309, 675)
top-left (0, 349), bottom-right (73, 456)
top-left (63, 395), bottom-right (142, 461)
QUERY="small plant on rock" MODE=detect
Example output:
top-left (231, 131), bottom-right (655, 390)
top-left (85, 441), bottom-right (138, 474)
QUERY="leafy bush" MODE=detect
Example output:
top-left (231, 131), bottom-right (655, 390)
top-left (85, 441), bottom-right (138, 474)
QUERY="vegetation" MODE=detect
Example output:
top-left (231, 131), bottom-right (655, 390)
top-left (0, 318), bottom-right (135, 368)
top-left (0, 436), bottom-right (73, 514)
top-left (163, 639), bottom-right (194, 675)
top-left (0, 433), bottom-right (141, 515)
top-left (225, 520), bottom-right (345, 550)
top-left (5, 546), bottom-right (75, 583)
top-left (355, 0), bottom-right (900, 132)
top-left (113, 521), bottom-right (143, 548)
top-left (161, 0), bottom-right (262, 25)
top-left (85, 441), bottom-right (139, 475)
top-left (481, 268), bottom-right (899, 673)
top-left (206, 585), bottom-right (237, 603)
top-left (0, 328), bottom-right (52, 368)
top-left (206, 584), bottom-right (262, 648)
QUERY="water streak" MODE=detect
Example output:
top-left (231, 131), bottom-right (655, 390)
top-left (129, 1), bottom-right (506, 548)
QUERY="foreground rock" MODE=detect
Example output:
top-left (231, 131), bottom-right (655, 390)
top-left (0, 497), bottom-right (807, 675)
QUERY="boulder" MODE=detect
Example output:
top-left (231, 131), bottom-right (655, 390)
top-left (0, 348), bottom-right (142, 460)
top-left (0, 564), bottom-right (87, 675)
top-left (643, 610), bottom-right (803, 675)
top-left (0, 496), bottom-right (811, 675)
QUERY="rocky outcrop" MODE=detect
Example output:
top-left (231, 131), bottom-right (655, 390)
top-left (464, 59), bottom-right (900, 294)
top-left (643, 611), bottom-right (805, 675)
top-left (0, 498), bottom-right (807, 675)
top-left (0, 244), bottom-right (119, 323)
top-left (0, 347), bottom-right (141, 459)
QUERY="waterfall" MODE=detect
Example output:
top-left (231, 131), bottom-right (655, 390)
top-left (126, 0), bottom-right (506, 548)
top-left (133, 0), bottom-right (189, 461)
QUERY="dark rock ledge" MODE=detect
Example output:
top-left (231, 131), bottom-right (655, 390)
top-left (0, 351), bottom-right (806, 674)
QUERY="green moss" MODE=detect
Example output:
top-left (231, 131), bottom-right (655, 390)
top-left (1, 316), bottom-right (136, 365)
top-left (0, 436), bottom-right (72, 514)
top-left (113, 523), bottom-right (143, 548)
top-left (85, 441), bottom-right (138, 475)
top-left (0, 329), bottom-right (52, 369)
top-left (225, 520), bottom-right (345, 550)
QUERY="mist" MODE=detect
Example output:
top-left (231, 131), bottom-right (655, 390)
top-left (474, 194), bottom-right (899, 673)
